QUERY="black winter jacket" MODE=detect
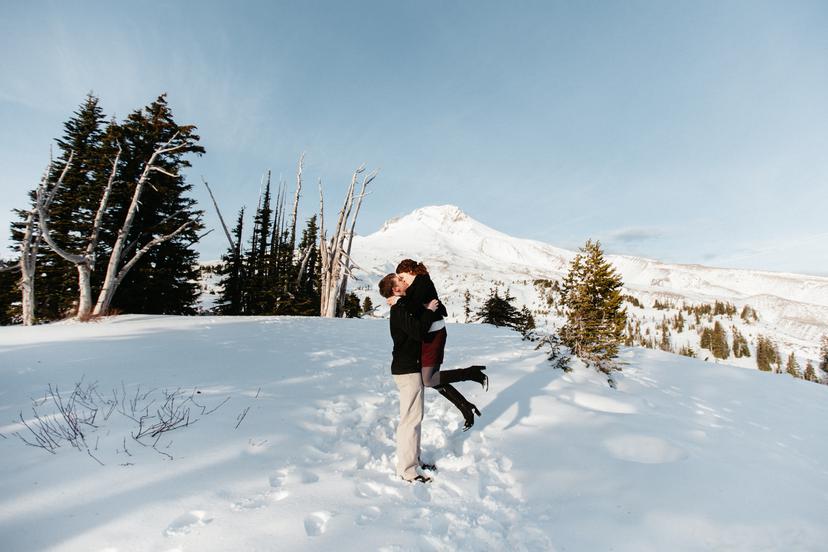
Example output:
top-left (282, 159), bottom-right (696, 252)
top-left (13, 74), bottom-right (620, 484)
top-left (389, 296), bottom-right (441, 375)
top-left (403, 273), bottom-right (448, 319)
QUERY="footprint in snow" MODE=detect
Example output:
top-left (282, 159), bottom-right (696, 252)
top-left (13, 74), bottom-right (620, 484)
top-left (570, 391), bottom-right (637, 414)
top-left (355, 506), bottom-right (381, 526)
top-left (604, 434), bottom-right (688, 464)
top-left (164, 510), bottom-right (213, 537)
top-left (304, 511), bottom-right (332, 536)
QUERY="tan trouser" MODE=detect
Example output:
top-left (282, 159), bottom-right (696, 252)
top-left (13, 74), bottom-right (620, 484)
top-left (393, 372), bottom-right (424, 480)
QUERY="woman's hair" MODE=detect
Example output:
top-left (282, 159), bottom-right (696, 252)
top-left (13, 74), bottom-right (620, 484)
top-left (396, 259), bottom-right (428, 276)
top-left (378, 273), bottom-right (398, 298)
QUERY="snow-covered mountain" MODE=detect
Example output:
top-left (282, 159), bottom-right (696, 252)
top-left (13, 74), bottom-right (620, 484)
top-left (350, 205), bottom-right (828, 366)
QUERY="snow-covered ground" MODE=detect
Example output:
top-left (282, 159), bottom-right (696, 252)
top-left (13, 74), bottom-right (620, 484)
top-left (2, 315), bottom-right (827, 551)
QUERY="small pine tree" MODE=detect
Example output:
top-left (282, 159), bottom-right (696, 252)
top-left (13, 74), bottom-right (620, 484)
top-left (463, 289), bottom-right (471, 323)
top-left (678, 344), bottom-right (696, 358)
top-left (516, 305), bottom-right (536, 337)
top-left (785, 352), bottom-right (800, 378)
top-left (559, 240), bottom-right (626, 374)
top-left (731, 326), bottom-right (751, 358)
top-left (755, 335), bottom-right (781, 372)
top-left (477, 288), bottom-right (520, 328)
top-left (659, 318), bottom-right (672, 352)
top-left (362, 296), bottom-right (374, 315)
top-left (711, 321), bottom-right (730, 359)
top-left (803, 360), bottom-right (817, 382)
top-left (341, 292), bottom-right (362, 318)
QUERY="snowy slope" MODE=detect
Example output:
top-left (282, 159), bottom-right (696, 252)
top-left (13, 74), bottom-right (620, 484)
top-left (1, 316), bottom-right (827, 551)
top-left (349, 205), bottom-right (828, 364)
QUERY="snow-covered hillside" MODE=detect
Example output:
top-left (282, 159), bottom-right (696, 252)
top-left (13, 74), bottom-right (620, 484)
top-left (1, 316), bottom-right (827, 551)
top-left (350, 205), bottom-right (828, 367)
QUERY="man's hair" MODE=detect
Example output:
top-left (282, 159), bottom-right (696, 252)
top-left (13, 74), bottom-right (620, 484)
top-left (378, 273), bottom-right (398, 298)
top-left (396, 258), bottom-right (428, 276)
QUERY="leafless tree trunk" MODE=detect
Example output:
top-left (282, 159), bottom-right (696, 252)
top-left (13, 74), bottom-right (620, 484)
top-left (18, 208), bottom-right (41, 326)
top-left (14, 158), bottom-right (74, 325)
top-left (93, 134), bottom-right (195, 316)
top-left (336, 169), bottom-right (376, 315)
top-left (202, 177), bottom-right (234, 249)
top-left (319, 165), bottom-right (377, 317)
top-left (37, 149), bottom-right (121, 320)
top-left (289, 153), bottom-right (304, 254)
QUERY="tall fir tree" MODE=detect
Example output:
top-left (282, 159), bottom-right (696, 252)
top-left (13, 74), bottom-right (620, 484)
top-left (291, 215), bottom-right (321, 315)
top-left (559, 240), bottom-right (627, 373)
top-left (9, 95), bottom-right (111, 320)
top-left (105, 94), bottom-right (204, 314)
top-left (215, 208), bottom-right (246, 315)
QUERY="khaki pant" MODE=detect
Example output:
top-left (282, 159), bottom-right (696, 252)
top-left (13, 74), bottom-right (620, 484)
top-left (393, 373), bottom-right (424, 480)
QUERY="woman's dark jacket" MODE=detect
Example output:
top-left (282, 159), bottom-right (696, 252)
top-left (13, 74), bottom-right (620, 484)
top-left (403, 273), bottom-right (448, 319)
top-left (389, 296), bottom-right (441, 375)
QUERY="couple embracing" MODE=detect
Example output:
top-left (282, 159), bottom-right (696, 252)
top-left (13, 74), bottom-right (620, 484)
top-left (378, 259), bottom-right (488, 484)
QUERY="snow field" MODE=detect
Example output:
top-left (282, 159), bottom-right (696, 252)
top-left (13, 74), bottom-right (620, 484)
top-left (1, 315), bottom-right (827, 551)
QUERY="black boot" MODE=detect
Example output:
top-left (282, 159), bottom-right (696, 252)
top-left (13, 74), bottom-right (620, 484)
top-left (436, 383), bottom-right (480, 431)
top-left (438, 365), bottom-right (488, 391)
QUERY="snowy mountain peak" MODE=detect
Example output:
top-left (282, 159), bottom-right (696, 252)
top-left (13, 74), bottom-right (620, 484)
top-left (378, 204), bottom-right (471, 233)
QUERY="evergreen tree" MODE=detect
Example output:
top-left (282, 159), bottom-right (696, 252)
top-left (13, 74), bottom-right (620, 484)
top-left (291, 215), bottom-right (321, 315)
top-left (215, 208), bottom-right (246, 315)
top-left (678, 344), bottom-right (696, 358)
top-left (559, 240), bottom-right (626, 372)
top-left (731, 326), bottom-right (751, 358)
top-left (516, 305), bottom-right (536, 337)
top-left (785, 352), bottom-right (800, 378)
top-left (755, 335), bottom-right (781, 372)
top-left (341, 292), bottom-right (362, 318)
top-left (803, 360), bottom-right (817, 382)
top-left (711, 321), bottom-right (730, 359)
top-left (0, 262), bottom-right (19, 324)
top-left (477, 287), bottom-right (520, 328)
top-left (463, 289), bottom-right (471, 323)
top-left (106, 95), bottom-right (204, 315)
top-left (700, 326), bottom-right (713, 351)
top-left (657, 318), bottom-right (671, 352)
top-left (9, 95), bottom-right (111, 320)
top-left (362, 296), bottom-right (374, 315)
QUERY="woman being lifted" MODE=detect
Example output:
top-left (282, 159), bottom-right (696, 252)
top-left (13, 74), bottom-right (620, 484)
top-left (395, 259), bottom-right (488, 430)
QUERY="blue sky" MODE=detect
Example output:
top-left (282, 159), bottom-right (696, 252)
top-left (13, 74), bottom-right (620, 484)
top-left (2, 1), bottom-right (827, 275)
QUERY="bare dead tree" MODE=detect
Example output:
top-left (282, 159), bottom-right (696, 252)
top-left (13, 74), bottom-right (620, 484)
top-left (289, 152), bottom-right (305, 255)
top-left (93, 133), bottom-right (197, 315)
top-left (36, 148), bottom-right (121, 320)
top-left (319, 165), bottom-right (378, 317)
top-left (202, 177), bottom-right (234, 249)
top-left (14, 157), bottom-right (74, 325)
top-left (336, 168), bottom-right (377, 315)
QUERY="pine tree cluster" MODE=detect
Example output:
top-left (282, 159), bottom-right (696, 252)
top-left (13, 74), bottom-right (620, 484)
top-left (214, 174), bottom-right (322, 317)
top-left (755, 335), bottom-right (782, 372)
top-left (3, 94), bottom-right (204, 323)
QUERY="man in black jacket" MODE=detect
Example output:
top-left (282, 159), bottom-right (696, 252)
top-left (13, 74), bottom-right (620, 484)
top-left (378, 273), bottom-right (441, 483)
